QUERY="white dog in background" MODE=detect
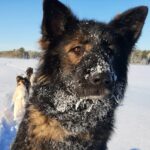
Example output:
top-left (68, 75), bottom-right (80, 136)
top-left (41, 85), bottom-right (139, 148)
top-left (12, 76), bottom-right (29, 123)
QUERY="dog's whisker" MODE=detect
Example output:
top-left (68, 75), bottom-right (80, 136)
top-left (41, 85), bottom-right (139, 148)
top-left (75, 99), bottom-right (84, 110)
top-left (86, 104), bottom-right (94, 112)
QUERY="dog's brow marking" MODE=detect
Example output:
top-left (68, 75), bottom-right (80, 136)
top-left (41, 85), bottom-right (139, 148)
top-left (85, 44), bottom-right (93, 52)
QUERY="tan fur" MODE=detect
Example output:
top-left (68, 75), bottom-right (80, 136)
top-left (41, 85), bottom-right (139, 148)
top-left (78, 132), bottom-right (91, 141)
top-left (39, 38), bottom-right (50, 50)
top-left (85, 43), bottom-right (93, 52)
top-left (61, 40), bottom-right (92, 74)
top-left (28, 105), bottom-right (70, 142)
top-left (27, 105), bottom-right (92, 144)
top-left (66, 43), bottom-right (92, 65)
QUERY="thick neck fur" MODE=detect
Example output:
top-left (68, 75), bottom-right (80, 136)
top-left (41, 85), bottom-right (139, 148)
top-left (30, 73), bottom-right (126, 135)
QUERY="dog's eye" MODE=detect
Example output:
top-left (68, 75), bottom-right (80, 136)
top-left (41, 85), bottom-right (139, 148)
top-left (107, 45), bottom-right (115, 56)
top-left (102, 40), bottom-right (115, 56)
top-left (70, 46), bottom-right (85, 56)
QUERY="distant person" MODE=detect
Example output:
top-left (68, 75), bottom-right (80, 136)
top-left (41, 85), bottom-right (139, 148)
top-left (12, 76), bottom-right (29, 123)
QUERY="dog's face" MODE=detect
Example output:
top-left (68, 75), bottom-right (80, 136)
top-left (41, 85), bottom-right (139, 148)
top-left (26, 67), bottom-right (33, 78)
top-left (16, 76), bottom-right (30, 91)
top-left (16, 76), bottom-right (25, 85)
top-left (56, 24), bottom-right (119, 100)
top-left (37, 0), bottom-right (148, 112)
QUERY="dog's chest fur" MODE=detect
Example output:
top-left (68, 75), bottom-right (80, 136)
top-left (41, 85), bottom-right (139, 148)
top-left (25, 77), bottom-right (125, 150)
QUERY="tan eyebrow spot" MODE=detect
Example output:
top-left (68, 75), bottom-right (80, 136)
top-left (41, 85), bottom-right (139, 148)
top-left (85, 43), bottom-right (93, 52)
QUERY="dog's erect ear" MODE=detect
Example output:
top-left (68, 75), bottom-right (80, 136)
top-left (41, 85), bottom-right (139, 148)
top-left (109, 6), bottom-right (148, 46)
top-left (42, 0), bottom-right (77, 41)
top-left (16, 76), bottom-right (23, 83)
top-left (26, 67), bottom-right (33, 76)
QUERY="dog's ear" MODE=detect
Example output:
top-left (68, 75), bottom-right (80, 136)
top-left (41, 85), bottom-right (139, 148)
top-left (41, 0), bottom-right (78, 49)
top-left (109, 6), bottom-right (148, 47)
top-left (16, 76), bottom-right (23, 83)
top-left (26, 67), bottom-right (33, 76)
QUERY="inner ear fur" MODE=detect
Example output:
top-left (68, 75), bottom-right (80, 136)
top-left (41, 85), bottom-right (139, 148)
top-left (109, 6), bottom-right (148, 46)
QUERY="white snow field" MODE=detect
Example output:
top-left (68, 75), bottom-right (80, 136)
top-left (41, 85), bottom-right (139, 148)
top-left (0, 58), bottom-right (150, 150)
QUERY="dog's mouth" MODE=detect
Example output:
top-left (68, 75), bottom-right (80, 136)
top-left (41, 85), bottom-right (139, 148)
top-left (76, 86), bottom-right (112, 99)
top-left (74, 89), bottom-right (111, 112)
top-left (73, 87), bottom-right (112, 112)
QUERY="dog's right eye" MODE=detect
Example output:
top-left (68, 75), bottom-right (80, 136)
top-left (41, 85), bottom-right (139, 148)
top-left (70, 46), bottom-right (85, 56)
top-left (101, 40), bottom-right (115, 57)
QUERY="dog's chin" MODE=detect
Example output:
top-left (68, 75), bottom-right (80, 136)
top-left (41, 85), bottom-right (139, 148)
top-left (74, 88), bottom-right (112, 112)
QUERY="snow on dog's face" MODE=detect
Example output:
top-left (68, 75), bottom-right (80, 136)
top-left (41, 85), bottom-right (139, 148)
top-left (36, 1), bottom-right (148, 113)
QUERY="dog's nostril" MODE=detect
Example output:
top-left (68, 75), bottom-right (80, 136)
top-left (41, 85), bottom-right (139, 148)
top-left (90, 74), bottom-right (101, 85)
top-left (90, 72), bottom-right (112, 86)
top-left (103, 79), bottom-right (111, 86)
top-left (93, 77), bottom-right (101, 84)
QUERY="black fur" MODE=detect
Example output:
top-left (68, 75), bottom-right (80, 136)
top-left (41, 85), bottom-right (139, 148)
top-left (11, 0), bottom-right (148, 150)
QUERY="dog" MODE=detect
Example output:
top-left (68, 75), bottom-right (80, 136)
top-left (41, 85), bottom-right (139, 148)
top-left (12, 76), bottom-right (30, 123)
top-left (26, 67), bottom-right (33, 81)
top-left (26, 67), bottom-right (35, 87)
top-left (11, 0), bottom-right (148, 149)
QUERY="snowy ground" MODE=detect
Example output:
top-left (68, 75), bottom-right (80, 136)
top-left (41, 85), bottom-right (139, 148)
top-left (0, 58), bottom-right (150, 150)
top-left (108, 65), bottom-right (150, 150)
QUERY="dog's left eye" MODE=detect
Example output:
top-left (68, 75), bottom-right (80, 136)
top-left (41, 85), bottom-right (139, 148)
top-left (70, 46), bottom-right (85, 56)
top-left (107, 45), bottom-right (115, 56)
top-left (102, 40), bottom-right (115, 56)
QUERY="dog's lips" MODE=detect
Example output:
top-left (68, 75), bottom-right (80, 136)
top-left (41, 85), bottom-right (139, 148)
top-left (75, 94), bottom-right (107, 112)
top-left (76, 86), bottom-right (111, 99)
top-left (74, 88), bottom-right (111, 112)
top-left (80, 95), bottom-right (105, 100)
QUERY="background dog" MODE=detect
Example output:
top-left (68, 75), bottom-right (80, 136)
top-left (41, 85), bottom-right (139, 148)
top-left (26, 67), bottom-right (33, 81)
top-left (12, 76), bottom-right (29, 123)
top-left (11, 0), bottom-right (148, 149)
top-left (26, 67), bottom-right (36, 88)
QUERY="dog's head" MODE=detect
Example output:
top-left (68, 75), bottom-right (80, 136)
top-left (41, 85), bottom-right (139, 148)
top-left (16, 76), bottom-right (25, 85)
top-left (16, 76), bottom-right (30, 92)
top-left (26, 67), bottom-right (33, 79)
top-left (37, 0), bottom-right (148, 109)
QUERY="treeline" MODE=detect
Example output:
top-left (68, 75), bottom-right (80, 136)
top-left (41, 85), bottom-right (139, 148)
top-left (0, 47), bottom-right (40, 59)
top-left (0, 48), bottom-right (150, 64)
top-left (130, 50), bottom-right (150, 64)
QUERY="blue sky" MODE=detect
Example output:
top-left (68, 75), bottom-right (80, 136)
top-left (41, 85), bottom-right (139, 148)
top-left (0, 0), bottom-right (149, 51)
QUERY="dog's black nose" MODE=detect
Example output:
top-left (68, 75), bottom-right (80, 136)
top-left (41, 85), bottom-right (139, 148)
top-left (90, 72), bottom-right (112, 87)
